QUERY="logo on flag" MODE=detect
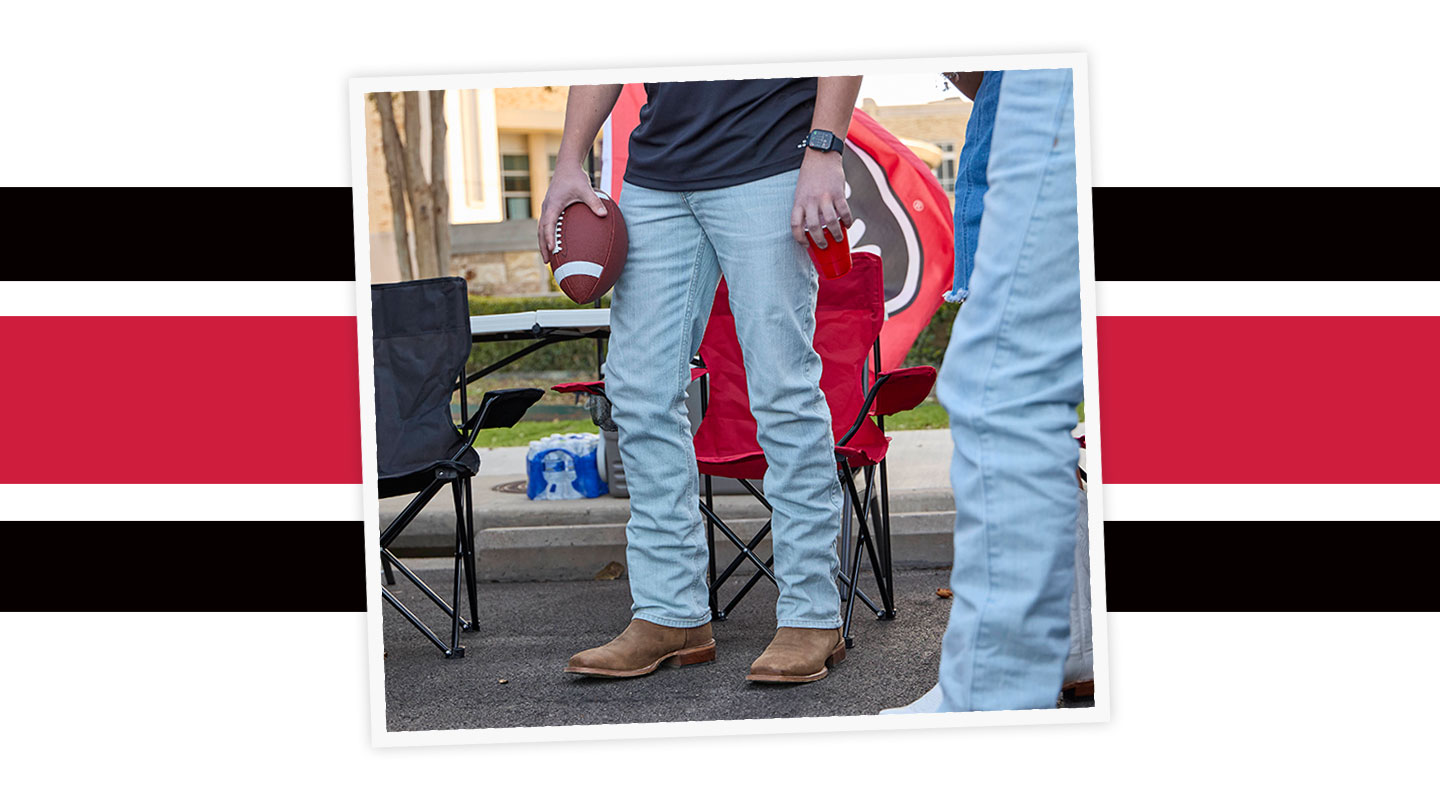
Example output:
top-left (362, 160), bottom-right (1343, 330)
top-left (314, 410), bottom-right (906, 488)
top-left (841, 109), bottom-right (954, 369)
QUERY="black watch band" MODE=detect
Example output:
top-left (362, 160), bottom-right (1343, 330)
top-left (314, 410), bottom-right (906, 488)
top-left (800, 129), bottom-right (845, 154)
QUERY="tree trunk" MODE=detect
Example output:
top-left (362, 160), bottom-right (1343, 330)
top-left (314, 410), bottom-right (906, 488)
top-left (373, 92), bottom-right (413, 282)
top-left (402, 91), bottom-right (439, 279)
top-left (428, 90), bottom-right (450, 280)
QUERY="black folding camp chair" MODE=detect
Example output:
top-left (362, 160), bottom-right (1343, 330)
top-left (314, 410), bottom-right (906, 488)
top-left (372, 277), bottom-right (541, 658)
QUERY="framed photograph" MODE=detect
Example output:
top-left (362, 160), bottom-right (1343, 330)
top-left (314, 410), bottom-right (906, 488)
top-left (348, 54), bottom-right (1106, 746)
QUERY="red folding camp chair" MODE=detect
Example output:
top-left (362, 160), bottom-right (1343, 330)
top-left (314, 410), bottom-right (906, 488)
top-left (555, 252), bottom-right (937, 646)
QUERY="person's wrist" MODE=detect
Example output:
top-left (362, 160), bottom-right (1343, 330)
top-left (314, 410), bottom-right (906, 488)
top-left (801, 147), bottom-right (843, 165)
top-left (553, 158), bottom-right (588, 177)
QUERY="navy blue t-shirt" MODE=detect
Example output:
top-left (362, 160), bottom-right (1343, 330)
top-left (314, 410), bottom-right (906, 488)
top-left (623, 78), bottom-right (818, 191)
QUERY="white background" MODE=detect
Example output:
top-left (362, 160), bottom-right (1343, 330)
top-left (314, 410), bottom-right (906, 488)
top-left (3, 2), bottom-right (1439, 797)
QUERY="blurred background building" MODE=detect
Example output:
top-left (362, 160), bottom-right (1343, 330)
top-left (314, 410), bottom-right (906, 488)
top-left (364, 81), bottom-right (971, 295)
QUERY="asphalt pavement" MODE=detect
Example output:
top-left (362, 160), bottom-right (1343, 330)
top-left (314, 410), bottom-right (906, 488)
top-left (381, 566), bottom-right (1093, 732)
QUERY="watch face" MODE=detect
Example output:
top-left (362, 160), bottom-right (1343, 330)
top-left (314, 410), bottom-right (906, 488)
top-left (811, 131), bottom-right (834, 150)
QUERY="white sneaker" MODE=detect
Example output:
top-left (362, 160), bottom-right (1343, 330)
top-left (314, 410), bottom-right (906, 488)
top-left (879, 683), bottom-right (944, 714)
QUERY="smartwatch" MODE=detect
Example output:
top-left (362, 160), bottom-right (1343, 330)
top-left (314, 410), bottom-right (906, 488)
top-left (800, 129), bottom-right (845, 154)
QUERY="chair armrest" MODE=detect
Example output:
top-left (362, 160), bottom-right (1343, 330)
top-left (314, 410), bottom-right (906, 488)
top-left (552, 380), bottom-right (607, 398)
top-left (552, 367), bottom-right (707, 399)
top-left (870, 366), bottom-right (937, 417)
top-left (462, 388), bottom-right (544, 451)
top-left (837, 373), bottom-right (892, 447)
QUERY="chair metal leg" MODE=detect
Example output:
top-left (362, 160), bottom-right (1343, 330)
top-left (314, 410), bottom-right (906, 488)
top-left (713, 520), bottom-right (774, 589)
top-left (838, 464), bottom-right (853, 582)
top-left (859, 465), bottom-right (895, 618)
top-left (380, 473), bottom-right (475, 658)
top-left (457, 478), bottom-right (480, 632)
top-left (383, 587), bottom-right (460, 658)
top-left (837, 464), bottom-right (892, 634)
top-left (869, 457), bottom-right (892, 618)
top-left (840, 463), bottom-right (887, 612)
top-left (380, 549), bottom-right (469, 631)
top-left (837, 568), bottom-right (881, 615)
top-left (705, 474), bottom-right (719, 620)
top-left (841, 506), bottom-right (866, 648)
top-left (722, 555), bottom-right (775, 618)
top-left (699, 503), bottom-right (779, 585)
top-left (380, 479), bottom-right (447, 550)
top-left (448, 507), bottom-right (465, 657)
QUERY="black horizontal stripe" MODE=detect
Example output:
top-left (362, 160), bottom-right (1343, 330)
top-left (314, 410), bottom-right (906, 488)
top-left (1092, 188), bottom-right (1433, 281)
top-left (6, 188), bottom-right (355, 281)
top-left (0, 521), bottom-right (366, 612)
top-left (17, 186), bottom-right (1423, 283)
top-left (1105, 521), bottom-right (1440, 611)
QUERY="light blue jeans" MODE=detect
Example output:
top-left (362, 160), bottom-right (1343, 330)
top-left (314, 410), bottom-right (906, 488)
top-left (936, 68), bottom-right (1084, 711)
top-left (606, 169), bottom-right (844, 630)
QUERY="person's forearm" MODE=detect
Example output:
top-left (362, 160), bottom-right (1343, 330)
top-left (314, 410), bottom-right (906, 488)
top-left (811, 76), bottom-right (862, 136)
top-left (557, 84), bottom-right (623, 168)
top-left (792, 76), bottom-right (862, 244)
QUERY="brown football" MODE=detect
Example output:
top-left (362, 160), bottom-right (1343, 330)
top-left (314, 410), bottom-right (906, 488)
top-left (549, 194), bottom-right (628, 303)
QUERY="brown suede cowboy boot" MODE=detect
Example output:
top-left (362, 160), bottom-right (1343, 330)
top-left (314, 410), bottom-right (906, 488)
top-left (565, 619), bottom-right (716, 678)
top-left (746, 627), bottom-right (846, 683)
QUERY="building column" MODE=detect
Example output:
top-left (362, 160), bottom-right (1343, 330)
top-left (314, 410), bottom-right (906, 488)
top-left (528, 132), bottom-right (549, 220)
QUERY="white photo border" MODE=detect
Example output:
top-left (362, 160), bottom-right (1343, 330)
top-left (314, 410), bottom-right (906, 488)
top-left (348, 52), bottom-right (1108, 748)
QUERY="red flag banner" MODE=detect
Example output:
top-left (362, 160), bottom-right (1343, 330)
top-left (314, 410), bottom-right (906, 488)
top-left (842, 108), bottom-right (954, 370)
top-left (600, 84), bottom-right (646, 200)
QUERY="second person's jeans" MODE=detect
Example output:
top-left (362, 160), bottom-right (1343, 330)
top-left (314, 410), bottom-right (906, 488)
top-left (606, 169), bottom-right (844, 630)
top-left (936, 68), bottom-right (1085, 711)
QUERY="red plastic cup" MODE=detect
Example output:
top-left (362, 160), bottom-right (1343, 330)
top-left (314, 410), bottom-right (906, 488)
top-left (806, 225), bottom-right (852, 280)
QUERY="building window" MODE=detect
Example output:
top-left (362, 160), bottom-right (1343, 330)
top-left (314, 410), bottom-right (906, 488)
top-left (501, 153), bottom-right (531, 220)
top-left (934, 141), bottom-right (957, 199)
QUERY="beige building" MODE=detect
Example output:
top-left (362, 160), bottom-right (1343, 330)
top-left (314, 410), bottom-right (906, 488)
top-left (860, 95), bottom-right (973, 205)
top-left (364, 88), bottom-right (972, 296)
top-left (364, 87), bottom-right (577, 293)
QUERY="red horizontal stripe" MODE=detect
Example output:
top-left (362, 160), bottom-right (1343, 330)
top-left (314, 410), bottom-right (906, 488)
top-left (0, 317), bottom-right (361, 484)
top-left (1097, 316), bottom-right (1440, 484)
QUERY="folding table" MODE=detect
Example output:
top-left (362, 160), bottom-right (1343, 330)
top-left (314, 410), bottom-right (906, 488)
top-left (466, 307), bottom-right (610, 387)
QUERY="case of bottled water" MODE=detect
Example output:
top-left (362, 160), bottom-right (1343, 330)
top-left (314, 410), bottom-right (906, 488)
top-left (525, 433), bottom-right (608, 500)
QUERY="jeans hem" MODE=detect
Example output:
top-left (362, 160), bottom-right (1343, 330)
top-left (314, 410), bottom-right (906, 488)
top-left (775, 618), bottom-right (843, 630)
top-left (633, 611), bottom-right (712, 628)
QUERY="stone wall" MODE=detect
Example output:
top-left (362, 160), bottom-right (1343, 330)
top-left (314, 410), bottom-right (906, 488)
top-left (451, 250), bottom-right (551, 296)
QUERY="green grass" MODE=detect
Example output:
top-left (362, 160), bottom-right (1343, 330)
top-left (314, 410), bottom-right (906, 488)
top-left (472, 418), bottom-right (598, 449)
top-left (884, 400), bottom-right (949, 431)
top-left (882, 399), bottom-right (1085, 432)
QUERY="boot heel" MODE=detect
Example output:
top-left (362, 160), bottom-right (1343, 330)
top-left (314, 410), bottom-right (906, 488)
top-left (666, 641), bottom-right (717, 667)
top-left (825, 641), bottom-right (847, 668)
